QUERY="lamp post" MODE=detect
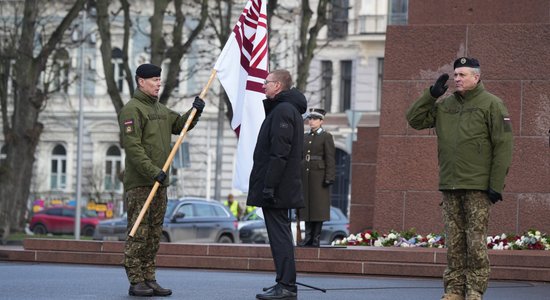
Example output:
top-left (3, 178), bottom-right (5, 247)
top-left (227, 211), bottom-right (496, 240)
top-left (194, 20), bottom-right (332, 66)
top-left (74, 7), bottom-right (87, 240)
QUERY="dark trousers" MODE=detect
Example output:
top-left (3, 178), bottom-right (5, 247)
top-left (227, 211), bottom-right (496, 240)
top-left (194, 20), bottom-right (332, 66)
top-left (263, 207), bottom-right (296, 288)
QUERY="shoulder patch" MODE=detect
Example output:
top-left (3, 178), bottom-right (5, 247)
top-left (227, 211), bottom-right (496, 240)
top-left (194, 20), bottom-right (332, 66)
top-left (279, 121), bottom-right (289, 129)
top-left (503, 116), bottom-right (512, 132)
top-left (124, 119), bottom-right (135, 134)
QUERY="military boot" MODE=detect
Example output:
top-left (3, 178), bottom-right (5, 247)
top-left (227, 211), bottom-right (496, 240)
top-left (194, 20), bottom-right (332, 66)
top-left (440, 293), bottom-right (465, 300)
top-left (298, 222), bottom-right (312, 247)
top-left (465, 290), bottom-right (482, 300)
top-left (145, 280), bottom-right (172, 296)
top-left (128, 282), bottom-right (154, 297)
top-left (309, 222), bottom-right (323, 247)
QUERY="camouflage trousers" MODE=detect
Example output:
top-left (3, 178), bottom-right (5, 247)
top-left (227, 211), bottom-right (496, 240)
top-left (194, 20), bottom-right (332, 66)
top-left (123, 186), bottom-right (167, 284)
top-left (442, 190), bottom-right (491, 297)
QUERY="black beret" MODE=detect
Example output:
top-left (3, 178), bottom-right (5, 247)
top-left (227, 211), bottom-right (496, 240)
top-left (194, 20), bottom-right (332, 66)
top-left (136, 63), bottom-right (161, 78)
top-left (454, 57), bottom-right (480, 69)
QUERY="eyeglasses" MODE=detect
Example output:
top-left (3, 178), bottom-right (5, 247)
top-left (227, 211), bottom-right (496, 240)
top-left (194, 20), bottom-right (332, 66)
top-left (264, 80), bottom-right (278, 85)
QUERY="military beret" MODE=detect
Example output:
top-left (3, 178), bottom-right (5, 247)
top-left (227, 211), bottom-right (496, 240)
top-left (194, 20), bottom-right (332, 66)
top-left (454, 57), bottom-right (480, 69)
top-left (307, 108), bottom-right (326, 119)
top-left (136, 63), bottom-right (162, 78)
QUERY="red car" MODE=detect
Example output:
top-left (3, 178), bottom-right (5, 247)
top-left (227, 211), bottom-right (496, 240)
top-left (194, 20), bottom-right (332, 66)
top-left (29, 206), bottom-right (99, 236)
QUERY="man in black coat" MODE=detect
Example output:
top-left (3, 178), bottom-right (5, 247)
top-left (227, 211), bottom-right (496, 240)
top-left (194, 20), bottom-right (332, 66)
top-left (247, 69), bottom-right (307, 300)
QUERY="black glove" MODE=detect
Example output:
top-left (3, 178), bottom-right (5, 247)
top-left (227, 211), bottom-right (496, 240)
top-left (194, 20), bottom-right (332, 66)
top-left (430, 74), bottom-right (449, 98)
top-left (154, 170), bottom-right (167, 184)
top-left (487, 188), bottom-right (503, 204)
top-left (262, 187), bottom-right (277, 205)
top-left (322, 180), bottom-right (334, 187)
top-left (193, 96), bottom-right (205, 113)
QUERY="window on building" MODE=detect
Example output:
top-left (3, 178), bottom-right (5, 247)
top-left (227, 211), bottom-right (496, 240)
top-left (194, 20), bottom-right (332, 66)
top-left (321, 60), bottom-right (333, 112)
top-left (328, 0), bottom-right (349, 39)
top-left (340, 60), bottom-right (352, 111)
top-left (358, 0), bottom-right (388, 34)
top-left (111, 48), bottom-right (125, 93)
top-left (377, 58), bottom-right (384, 111)
top-left (50, 144), bottom-right (67, 190)
top-left (104, 145), bottom-right (122, 191)
top-left (389, 0), bottom-right (409, 25)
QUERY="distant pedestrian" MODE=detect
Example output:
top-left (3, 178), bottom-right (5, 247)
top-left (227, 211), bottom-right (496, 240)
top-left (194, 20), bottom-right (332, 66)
top-left (406, 57), bottom-right (513, 300)
top-left (224, 194), bottom-right (243, 220)
top-left (298, 108), bottom-right (335, 247)
top-left (119, 63), bottom-right (205, 297)
top-left (247, 69), bottom-right (307, 300)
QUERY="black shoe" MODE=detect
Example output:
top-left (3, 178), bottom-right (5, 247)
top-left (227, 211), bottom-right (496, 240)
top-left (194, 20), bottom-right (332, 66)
top-left (297, 237), bottom-right (312, 247)
top-left (256, 284), bottom-right (297, 300)
top-left (145, 280), bottom-right (172, 296)
top-left (128, 282), bottom-right (154, 297)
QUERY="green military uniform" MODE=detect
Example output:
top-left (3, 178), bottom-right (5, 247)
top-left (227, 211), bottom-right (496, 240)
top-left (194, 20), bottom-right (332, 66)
top-left (406, 81), bottom-right (513, 297)
top-left (119, 88), bottom-right (200, 285)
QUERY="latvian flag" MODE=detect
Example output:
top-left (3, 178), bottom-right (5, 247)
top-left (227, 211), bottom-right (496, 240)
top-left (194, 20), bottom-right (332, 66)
top-left (214, 0), bottom-right (269, 193)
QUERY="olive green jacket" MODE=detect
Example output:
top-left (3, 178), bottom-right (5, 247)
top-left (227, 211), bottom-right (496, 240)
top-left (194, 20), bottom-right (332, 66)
top-left (406, 82), bottom-right (513, 193)
top-left (119, 89), bottom-right (200, 191)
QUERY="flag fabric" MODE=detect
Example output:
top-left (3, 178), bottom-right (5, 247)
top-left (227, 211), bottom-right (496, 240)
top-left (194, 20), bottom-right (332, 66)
top-left (214, 0), bottom-right (269, 193)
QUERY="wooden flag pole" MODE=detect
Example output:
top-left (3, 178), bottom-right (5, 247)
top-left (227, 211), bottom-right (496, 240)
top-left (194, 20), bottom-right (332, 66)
top-left (129, 69), bottom-right (218, 237)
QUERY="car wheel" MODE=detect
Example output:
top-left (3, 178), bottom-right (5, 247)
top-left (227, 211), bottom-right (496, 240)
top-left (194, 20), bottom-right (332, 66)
top-left (217, 235), bottom-right (233, 243)
top-left (82, 226), bottom-right (95, 237)
top-left (160, 232), bottom-right (170, 243)
top-left (32, 224), bottom-right (48, 235)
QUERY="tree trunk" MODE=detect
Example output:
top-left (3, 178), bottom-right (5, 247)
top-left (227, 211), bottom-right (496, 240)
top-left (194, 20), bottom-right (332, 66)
top-left (0, 0), bottom-right (87, 241)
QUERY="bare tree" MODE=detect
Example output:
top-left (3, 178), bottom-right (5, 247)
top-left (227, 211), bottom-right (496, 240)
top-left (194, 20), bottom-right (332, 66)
top-left (0, 0), bottom-right (87, 241)
top-left (295, 0), bottom-right (330, 92)
top-left (96, 0), bottom-right (209, 113)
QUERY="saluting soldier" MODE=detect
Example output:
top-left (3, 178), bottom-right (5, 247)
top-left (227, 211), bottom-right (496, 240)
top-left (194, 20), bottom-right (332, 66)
top-left (298, 108), bottom-right (336, 247)
top-left (406, 57), bottom-right (513, 300)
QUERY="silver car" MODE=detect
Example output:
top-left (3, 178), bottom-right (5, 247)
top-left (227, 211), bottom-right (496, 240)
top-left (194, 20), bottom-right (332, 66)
top-left (93, 197), bottom-right (239, 243)
top-left (239, 206), bottom-right (349, 245)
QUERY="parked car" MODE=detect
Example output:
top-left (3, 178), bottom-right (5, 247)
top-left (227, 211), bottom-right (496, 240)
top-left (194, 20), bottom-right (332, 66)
top-left (29, 206), bottom-right (99, 236)
top-left (239, 206), bottom-right (349, 245)
top-left (93, 197), bottom-right (239, 243)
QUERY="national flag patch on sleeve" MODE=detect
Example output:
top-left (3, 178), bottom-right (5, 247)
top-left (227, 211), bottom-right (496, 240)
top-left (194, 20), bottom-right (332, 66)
top-left (503, 116), bottom-right (512, 132)
top-left (124, 119), bottom-right (135, 134)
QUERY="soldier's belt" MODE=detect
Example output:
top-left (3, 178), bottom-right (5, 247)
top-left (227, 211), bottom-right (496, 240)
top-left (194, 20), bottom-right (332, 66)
top-left (305, 155), bottom-right (323, 162)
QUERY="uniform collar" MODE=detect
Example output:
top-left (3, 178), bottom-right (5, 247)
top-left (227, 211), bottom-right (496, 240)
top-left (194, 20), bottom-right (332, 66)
top-left (134, 88), bottom-right (158, 105)
top-left (310, 127), bottom-right (324, 135)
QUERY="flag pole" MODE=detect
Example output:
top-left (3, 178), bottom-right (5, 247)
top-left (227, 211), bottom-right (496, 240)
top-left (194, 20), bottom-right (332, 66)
top-left (129, 69), bottom-right (217, 237)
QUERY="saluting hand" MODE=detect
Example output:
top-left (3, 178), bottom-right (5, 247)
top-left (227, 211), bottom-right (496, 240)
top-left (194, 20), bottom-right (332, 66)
top-left (430, 74), bottom-right (449, 98)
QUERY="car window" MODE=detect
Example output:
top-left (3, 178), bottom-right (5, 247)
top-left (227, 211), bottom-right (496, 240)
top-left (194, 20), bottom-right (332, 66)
top-left (330, 208), bottom-right (340, 221)
top-left (212, 205), bottom-right (229, 217)
top-left (46, 208), bottom-right (62, 216)
top-left (176, 204), bottom-right (194, 218)
top-left (83, 210), bottom-right (97, 218)
top-left (194, 203), bottom-right (215, 217)
top-left (63, 209), bottom-right (76, 218)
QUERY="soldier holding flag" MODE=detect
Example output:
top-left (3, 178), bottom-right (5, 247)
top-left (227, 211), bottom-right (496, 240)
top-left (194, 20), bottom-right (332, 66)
top-left (119, 63), bottom-right (205, 297)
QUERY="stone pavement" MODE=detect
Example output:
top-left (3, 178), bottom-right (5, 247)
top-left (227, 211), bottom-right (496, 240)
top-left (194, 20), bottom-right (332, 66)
top-left (1, 261), bottom-right (549, 300)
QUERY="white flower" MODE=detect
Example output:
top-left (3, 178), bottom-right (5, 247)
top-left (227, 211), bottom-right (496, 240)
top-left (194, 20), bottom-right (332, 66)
top-left (364, 233), bottom-right (371, 240)
top-left (388, 233), bottom-right (397, 240)
top-left (374, 240), bottom-right (382, 247)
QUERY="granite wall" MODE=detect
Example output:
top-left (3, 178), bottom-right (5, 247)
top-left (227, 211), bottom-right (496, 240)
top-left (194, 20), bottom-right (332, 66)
top-left (351, 0), bottom-right (550, 235)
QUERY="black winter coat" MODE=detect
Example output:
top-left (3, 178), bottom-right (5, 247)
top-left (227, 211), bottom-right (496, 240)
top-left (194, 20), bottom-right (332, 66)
top-left (247, 88), bottom-right (308, 209)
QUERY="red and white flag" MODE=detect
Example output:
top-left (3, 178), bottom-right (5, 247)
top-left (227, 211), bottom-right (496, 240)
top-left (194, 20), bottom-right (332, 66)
top-left (214, 0), bottom-right (269, 192)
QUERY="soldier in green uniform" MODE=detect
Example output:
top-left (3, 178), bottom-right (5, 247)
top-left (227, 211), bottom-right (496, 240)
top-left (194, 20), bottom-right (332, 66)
top-left (298, 108), bottom-right (336, 247)
top-left (406, 57), bottom-right (513, 300)
top-left (119, 63), bottom-right (205, 297)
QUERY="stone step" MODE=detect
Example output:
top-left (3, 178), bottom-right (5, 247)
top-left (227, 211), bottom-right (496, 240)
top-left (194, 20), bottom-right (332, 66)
top-left (0, 239), bottom-right (548, 282)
